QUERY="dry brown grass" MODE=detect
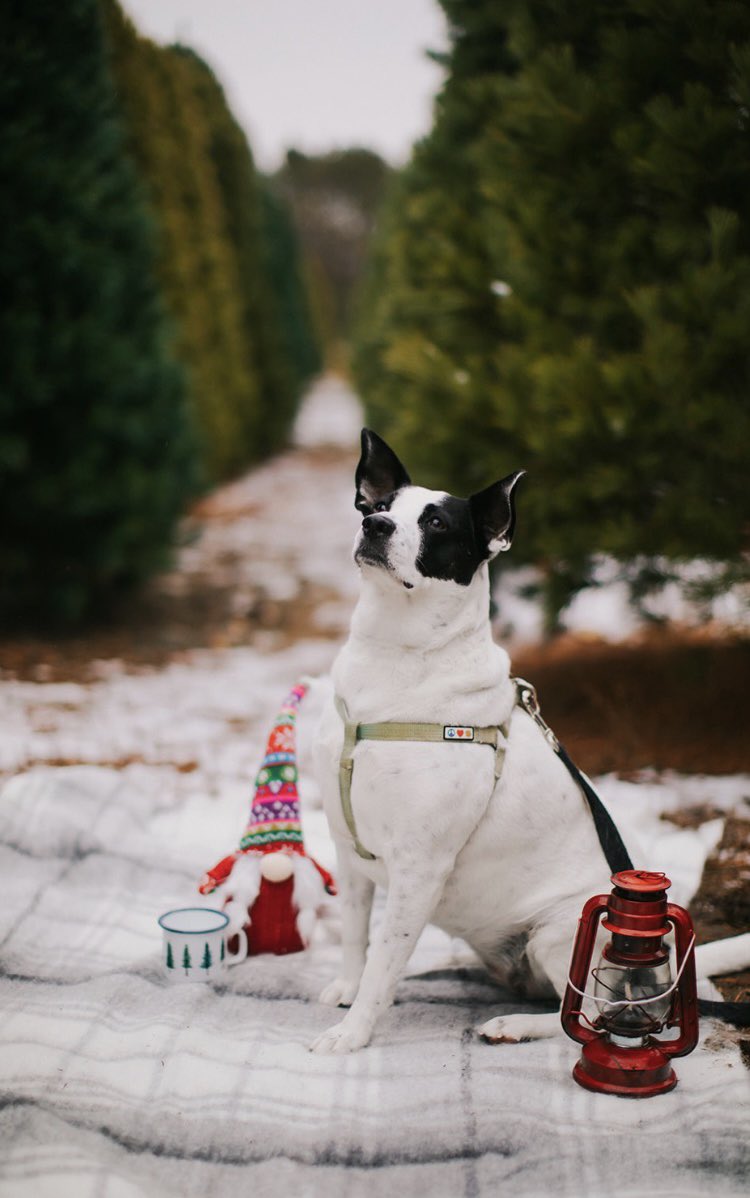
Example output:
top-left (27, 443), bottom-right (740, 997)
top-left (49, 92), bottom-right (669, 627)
top-left (511, 628), bottom-right (750, 776)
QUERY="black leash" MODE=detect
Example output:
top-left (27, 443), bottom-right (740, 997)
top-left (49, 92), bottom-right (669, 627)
top-left (515, 678), bottom-right (634, 874)
top-left (557, 739), bottom-right (635, 875)
top-left (514, 678), bottom-right (750, 1028)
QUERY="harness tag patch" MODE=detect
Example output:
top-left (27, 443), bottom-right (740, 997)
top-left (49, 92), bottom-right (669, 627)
top-left (443, 725), bottom-right (474, 741)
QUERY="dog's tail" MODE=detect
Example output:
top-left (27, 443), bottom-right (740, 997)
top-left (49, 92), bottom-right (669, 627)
top-left (695, 932), bottom-right (750, 982)
top-left (695, 933), bottom-right (750, 1028)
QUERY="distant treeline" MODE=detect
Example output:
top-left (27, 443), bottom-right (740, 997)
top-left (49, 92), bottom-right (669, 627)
top-left (275, 148), bottom-right (392, 369)
top-left (1, 0), bottom-right (320, 625)
top-left (354, 0), bottom-right (750, 623)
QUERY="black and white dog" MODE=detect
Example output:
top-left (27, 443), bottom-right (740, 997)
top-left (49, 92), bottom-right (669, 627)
top-left (311, 430), bottom-right (749, 1053)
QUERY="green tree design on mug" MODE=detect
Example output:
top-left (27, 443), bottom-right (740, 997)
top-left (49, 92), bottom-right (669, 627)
top-left (166, 942), bottom-right (174, 970)
top-left (201, 943), bottom-right (212, 972)
top-left (182, 945), bottom-right (191, 975)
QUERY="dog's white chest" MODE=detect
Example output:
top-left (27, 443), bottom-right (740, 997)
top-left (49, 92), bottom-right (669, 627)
top-left (316, 618), bottom-right (517, 878)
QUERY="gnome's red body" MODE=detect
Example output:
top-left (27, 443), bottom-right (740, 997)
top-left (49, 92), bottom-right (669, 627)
top-left (199, 683), bottom-right (335, 957)
top-left (228, 874), bottom-right (305, 957)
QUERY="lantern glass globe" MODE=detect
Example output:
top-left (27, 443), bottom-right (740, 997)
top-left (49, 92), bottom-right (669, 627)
top-left (593, 955), bottom-right (673, 1038)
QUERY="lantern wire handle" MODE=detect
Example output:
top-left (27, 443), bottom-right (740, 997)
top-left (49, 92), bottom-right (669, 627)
top-left (565, 933), bottom-right (696, 1009)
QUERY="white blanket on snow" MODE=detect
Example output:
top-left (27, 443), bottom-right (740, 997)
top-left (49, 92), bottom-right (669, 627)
top-left (0, 762), bottom-right (748, 1198)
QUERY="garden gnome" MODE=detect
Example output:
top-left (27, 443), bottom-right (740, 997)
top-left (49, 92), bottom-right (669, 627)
top-left (198, 683), bottom-right (336, 956)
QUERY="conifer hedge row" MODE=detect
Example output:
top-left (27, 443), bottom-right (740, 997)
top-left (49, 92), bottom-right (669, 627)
top-left (1, 0), bottom-right (197, 625)
top-left (1, 0), bottom-right (318, 626)
top-left (354, 0), bottom-right (750, 619)
top-left (103, 3), bottom-right (320, 480)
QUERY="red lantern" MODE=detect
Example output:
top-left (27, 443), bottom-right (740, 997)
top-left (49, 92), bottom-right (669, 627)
top-left (561, 870), bottom-right (699, 1097)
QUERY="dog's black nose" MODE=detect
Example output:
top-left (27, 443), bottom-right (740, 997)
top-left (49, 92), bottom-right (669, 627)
top-left (363, 513), bottom-right (395, 537)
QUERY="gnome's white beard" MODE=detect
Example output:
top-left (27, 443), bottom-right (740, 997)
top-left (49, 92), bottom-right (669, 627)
top-left (215, 856), bottom-right (262, 936)
top-left (292, 856), bottom-right (330, 943)
top-left (212, 853), bottom-right (328, 944)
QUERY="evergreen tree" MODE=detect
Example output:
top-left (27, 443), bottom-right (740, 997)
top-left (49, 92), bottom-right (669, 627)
top-left (182, 945), bottom-right (191, 974)
top-left (259, 181), bottom-right (322, 407)
top-left (168, 46), bottom-right (278, 461)
top-left (352, 57), bottom-right (513, 496)
top-left (477, 0), bottom-right (750, 611)
top-left (104, 4), bottom-right (254, 481)
top-left (277, 149), bottom-right (391, 364)
top-left (201, 942), bottom-right (212, 971)
top-left (166, 943), bottom-right (174, 969)
top-left (354, 0), bottom-right (750, 619)
top-left (103, 6), bottom-right (318, 476)
top-left (170, 47), bottom-right (308, 458)
top-left (0, 0), bottom-right (196, 626)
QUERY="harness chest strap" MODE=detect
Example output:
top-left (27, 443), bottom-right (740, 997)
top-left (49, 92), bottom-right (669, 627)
top-left (334, 695), bottom-right (510, 862)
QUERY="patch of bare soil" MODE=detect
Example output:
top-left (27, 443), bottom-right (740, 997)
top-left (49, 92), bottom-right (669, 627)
top-left (511, 629), bottom-right (750, 775)
top-left (0, 577), bottom-right (348, 683)
top-left (688, 816), bottom-right (750, 1015)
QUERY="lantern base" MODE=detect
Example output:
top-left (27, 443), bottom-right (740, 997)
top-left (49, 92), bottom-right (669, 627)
top-left (573, 1037), bottom-right (677, 1098)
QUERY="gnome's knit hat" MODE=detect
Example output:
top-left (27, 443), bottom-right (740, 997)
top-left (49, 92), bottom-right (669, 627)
top-left (199, 682), bottom-right (336, 896)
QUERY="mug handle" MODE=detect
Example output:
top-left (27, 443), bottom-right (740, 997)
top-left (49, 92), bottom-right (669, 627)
top-left (225, 928), bottom-right (248, 965)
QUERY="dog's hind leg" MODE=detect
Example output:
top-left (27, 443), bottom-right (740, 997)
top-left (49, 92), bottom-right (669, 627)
top-left (319, 845), bottom-right (375, 1009)
top-left (311, 859), bottom-right (455, 1054)
top-left (478, 926), bottom-right (750, 1044)
top-left (477, 918), bottom-right (574, 1044)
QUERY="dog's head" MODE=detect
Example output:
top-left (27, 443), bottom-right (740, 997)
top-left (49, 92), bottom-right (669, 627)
top-left (353, 429), bottom-right (525, 591)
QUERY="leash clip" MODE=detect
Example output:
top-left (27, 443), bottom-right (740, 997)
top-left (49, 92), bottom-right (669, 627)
top-left (514, 677), bottom-right (560, 751)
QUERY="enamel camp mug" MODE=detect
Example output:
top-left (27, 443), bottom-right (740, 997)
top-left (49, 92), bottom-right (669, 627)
top-left (158, 907), bottom-right (247, 982)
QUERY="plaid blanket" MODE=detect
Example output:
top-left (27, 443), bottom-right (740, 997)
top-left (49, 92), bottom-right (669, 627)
top-left (0, 762), bottom-right (748, 1198)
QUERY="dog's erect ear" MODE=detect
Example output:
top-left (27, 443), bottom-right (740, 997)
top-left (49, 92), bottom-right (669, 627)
top-left (355, 429), bottom-right (412, 513)
top-left (470, 470), bottom-right (526, 557)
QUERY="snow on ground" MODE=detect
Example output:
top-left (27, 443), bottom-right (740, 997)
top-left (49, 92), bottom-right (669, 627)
top-left (153, 377), bottom-right (363, 641)
top-left (292, 373), bottom-right (363, 449)
top-left (494, 557), bottom-right (750, 646)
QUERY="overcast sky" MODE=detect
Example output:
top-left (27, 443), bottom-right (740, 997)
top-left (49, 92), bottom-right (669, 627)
top-left (119, 0), bottom-right (450, 172)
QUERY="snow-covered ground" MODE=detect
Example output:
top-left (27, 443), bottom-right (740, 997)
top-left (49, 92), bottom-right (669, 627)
top-left (494, 557), bottom-right (750, 645)
top-left (0, 375), bottom-right (748, 1197)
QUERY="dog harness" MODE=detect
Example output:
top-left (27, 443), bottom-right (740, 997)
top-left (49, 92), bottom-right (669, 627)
top-left (334, 678), bottom-right (630, 871)
top-left (335, 694), bottom-right (510, 862)
top-left (334, 694), bottom-right (513, 861)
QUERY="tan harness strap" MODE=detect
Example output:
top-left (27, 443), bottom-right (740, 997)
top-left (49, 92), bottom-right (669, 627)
top-left (334, 695), bottom-right (510, 861)
top-left (334, 695), bottom-right (377, 860)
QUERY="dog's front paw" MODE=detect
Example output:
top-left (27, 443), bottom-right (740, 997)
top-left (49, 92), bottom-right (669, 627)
top-left (477, 1012), bottom-right (561, 1044)
top-left (309, 1017), bottom-right (371, 1055)
top-left (318, 977), bottom-right (360, 1007)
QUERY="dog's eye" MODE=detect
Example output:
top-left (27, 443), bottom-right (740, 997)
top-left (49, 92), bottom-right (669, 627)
top-left (429, 515), bottom-right (446, 531)
top-left (373, 501), bottom-right (389, 513)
